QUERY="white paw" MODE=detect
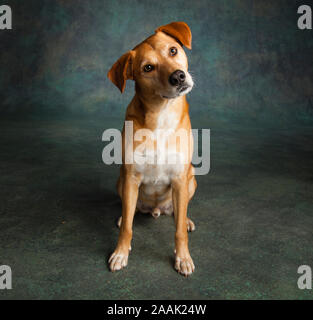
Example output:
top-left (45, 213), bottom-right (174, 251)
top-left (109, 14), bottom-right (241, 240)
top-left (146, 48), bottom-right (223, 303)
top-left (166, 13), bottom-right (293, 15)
top-left (187, 218), bottom-right (195, 232)
top-left (108, 250), bottom-right (129, 272)
top-left (175, 255), bottom-right (195, 277)
top-left (117, 216), bottom-right (122, 228)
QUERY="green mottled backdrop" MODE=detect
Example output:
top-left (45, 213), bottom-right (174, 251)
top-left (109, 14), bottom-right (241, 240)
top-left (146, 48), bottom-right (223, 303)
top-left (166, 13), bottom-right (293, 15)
top-left (1, 0), bottom-right (313, 126)
top-left (1, 0), bottom-right (313, 301)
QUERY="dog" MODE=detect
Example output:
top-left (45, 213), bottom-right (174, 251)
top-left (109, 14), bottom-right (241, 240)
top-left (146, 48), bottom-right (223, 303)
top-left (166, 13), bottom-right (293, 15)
top-left (107, 22), bottom-right (197, 276)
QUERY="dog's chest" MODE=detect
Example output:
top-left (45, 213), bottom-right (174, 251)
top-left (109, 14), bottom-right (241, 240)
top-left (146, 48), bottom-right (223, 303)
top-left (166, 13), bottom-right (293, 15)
top-left (156, 109), bottom-right (179, 130)
top-left (134, 110), bottom-right (184, 186)
top-left (136, 161), bottom-right (184, 186)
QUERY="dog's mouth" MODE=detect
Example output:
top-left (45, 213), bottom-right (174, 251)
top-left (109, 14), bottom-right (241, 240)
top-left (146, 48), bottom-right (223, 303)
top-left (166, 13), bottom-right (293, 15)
top-left (178, 85), bottom-right (189, 93)
top-left (161, 85), bottom-right (192, 99)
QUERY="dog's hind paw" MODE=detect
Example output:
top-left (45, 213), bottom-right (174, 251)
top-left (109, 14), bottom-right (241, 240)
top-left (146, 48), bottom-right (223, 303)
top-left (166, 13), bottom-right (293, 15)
top-left (117, 216), bottom-right (122, 228)
top-left (187, 218), bottom-right (195, 232)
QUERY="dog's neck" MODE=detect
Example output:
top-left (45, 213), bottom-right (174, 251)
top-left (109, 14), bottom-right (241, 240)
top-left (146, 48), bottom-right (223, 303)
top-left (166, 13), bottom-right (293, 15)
top-left (135, 82), bottom-right (184, 111)
top-left (137, 93), bottom-right (173, 112)
top-left (133, 92), bottom-right (186, 131)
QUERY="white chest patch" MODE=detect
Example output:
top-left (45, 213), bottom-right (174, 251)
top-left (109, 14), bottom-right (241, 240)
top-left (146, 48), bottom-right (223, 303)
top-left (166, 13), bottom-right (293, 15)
top-left (134, 106), bottom-right (184, 187)
top-left (134, 146), bottom-right (185, 186)
top-left (156, 109), bottom-right (179, 131)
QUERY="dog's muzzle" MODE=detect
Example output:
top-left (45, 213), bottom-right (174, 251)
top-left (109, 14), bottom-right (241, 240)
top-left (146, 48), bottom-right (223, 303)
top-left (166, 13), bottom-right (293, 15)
top-left (169, 70), bottom-right (186, 87)
top-left (162, 70), bottom-right (193, 99)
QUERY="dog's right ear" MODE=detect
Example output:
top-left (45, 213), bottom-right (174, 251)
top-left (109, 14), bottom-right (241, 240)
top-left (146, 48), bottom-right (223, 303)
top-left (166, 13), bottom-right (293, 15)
top-left (107, 51), bottom-right (134, 93)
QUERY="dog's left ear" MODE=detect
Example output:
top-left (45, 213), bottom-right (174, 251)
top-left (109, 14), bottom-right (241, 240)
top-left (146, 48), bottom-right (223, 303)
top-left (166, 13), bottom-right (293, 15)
top-left (155, 21), bottom-right (192, 49)
top-left (107, 51), bottom-right (134, 93)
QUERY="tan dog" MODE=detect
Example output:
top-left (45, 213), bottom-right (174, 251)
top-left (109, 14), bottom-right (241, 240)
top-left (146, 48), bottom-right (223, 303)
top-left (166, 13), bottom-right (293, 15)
top-left (107, 22), bottom-right (197, 276)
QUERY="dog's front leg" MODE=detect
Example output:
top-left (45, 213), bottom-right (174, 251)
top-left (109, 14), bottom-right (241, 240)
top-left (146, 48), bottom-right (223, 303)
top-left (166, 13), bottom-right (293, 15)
top-left (109, 172), bottom-right (139, 271)
top-left (172, 176), bottom-right (195, 276)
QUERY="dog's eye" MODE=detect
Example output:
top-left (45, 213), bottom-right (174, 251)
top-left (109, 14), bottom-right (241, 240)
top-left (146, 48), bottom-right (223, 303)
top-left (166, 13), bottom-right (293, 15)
top-left (170, 47), bottom-right (177, 56)
top-left (144, 64), bottom-right (154, 72)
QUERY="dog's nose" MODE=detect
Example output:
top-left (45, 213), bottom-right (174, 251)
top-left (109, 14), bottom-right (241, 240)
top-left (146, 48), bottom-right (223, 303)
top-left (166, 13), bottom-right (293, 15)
top-left (169, 70), bottom-right (186, 86)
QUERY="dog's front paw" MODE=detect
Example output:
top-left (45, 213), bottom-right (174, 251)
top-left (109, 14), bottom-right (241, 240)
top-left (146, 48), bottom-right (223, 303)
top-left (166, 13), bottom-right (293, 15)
top-left (108, 249), bottom-right (129, 272)
top-left (175, 253), bottom-right (195, 277)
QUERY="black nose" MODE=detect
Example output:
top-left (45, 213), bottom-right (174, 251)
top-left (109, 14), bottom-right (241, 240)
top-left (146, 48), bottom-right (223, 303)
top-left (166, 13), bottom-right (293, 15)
top-left (169, 70), bottom-right (186, 86)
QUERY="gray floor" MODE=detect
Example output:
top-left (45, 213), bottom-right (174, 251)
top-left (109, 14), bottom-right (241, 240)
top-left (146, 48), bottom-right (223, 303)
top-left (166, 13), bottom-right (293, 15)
top-left (0, 117), bottom-right (312, 299)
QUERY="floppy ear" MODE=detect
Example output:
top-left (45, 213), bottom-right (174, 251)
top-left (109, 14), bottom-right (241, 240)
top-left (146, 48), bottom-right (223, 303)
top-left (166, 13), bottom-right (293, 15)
top-left (107, 51), bottom-right (134, 93)
top-left (155, 21), bottom-right (192, 50)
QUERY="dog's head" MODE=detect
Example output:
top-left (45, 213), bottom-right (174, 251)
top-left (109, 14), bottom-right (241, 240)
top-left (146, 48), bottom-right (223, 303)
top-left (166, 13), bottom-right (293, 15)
top-left (108, 22), bottom-right (193, 100)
